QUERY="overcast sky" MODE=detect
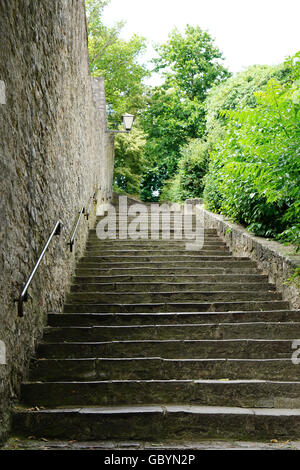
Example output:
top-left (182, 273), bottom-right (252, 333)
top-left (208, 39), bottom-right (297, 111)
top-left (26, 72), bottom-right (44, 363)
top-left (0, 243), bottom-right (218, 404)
top-left (102, 0), bottom-right (300, 83)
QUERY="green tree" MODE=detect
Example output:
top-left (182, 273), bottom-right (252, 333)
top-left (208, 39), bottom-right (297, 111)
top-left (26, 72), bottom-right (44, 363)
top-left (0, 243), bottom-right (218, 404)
top-left (153, 25), bottom-right (230, 101)
top-left (160, 139), bottom-right (210, 202)
top-left (141, 25), bottom-right (229, 200)
top-left (86, 0), bottom-right (149, 124)
top-left (113, 125), bottom-right (148, 196)
top-left (205, 62), bottom-right (291, 133)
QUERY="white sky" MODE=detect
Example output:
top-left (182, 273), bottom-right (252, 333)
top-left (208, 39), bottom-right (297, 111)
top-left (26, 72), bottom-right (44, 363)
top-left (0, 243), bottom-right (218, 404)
top-left (102, 0), bottom-right (300, 84)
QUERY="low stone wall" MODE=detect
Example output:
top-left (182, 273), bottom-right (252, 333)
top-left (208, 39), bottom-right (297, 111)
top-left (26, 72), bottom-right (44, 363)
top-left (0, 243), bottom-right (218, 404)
top-left (201, 206), bottom-right (300, 310)
top-left (0, 1), bottom-right (110, 441)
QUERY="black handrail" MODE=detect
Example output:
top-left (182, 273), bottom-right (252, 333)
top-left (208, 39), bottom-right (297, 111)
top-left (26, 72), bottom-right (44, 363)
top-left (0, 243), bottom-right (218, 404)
top-left (17, 221), bottom-right (62, 317)
top-left (67, 206), bottom-right (85, 253)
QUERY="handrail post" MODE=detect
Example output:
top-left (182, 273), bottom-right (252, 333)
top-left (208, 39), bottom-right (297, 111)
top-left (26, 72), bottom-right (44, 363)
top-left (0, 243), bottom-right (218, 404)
top-left (67, 206), bottom-right (85, 252)
top-left (85, 192), bottom-right (97, 221)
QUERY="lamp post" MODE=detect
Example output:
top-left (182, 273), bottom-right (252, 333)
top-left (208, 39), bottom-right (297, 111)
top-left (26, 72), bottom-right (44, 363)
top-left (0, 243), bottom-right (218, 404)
top-left (106, 113), bottom-right (135, 134)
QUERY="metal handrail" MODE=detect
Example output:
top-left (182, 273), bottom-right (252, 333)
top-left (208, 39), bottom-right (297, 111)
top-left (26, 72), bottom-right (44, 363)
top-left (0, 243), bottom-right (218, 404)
top-left (67, 206), bottom-right (85, 252)
top-left (17, 192), bottom-right (97, 316)
top-left (17, 220), bottom-right (62, 317)
top-left (84, 192), bottom-right (97, 221)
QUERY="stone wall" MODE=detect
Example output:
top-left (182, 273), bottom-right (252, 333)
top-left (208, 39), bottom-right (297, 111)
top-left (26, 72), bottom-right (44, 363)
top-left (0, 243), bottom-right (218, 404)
top-left (201, 206), bottom-right (300, 310)
top-left (0, 0), bottom-right (110, 441)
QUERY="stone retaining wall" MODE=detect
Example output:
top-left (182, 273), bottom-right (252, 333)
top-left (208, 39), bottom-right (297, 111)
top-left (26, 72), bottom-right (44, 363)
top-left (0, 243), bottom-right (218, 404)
top-left (201, 206), bottom-right (300, 310)
top-left (0, 0), bottom-right (110, 441)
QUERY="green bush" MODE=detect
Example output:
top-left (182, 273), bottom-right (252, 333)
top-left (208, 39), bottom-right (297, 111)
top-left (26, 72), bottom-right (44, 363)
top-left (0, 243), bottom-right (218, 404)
top-left (203, 52), bottom-right (300, 247)
top-left (160, 139), bottom-right (210, 201)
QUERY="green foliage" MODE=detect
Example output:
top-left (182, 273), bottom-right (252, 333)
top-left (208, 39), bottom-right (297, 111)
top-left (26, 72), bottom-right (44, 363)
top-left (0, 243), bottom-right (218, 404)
top-left (205, 63), bottom-right (291, 131)
top-left (142, 87), bottom-right (206, 175)
top-left (153, 25), bottom-right (230, 101)
top-left (160, 139), bottom-right (210, 201)
top-left (287, 267), bottom-right (300, 286)
top-left (204, 52), bottom-right (300, 246)
top-left (113, 125), bottom-right (147, 196)
top-left (140, 167), bottom-right (165, 202)
top-left (141, 25), bottom-right (229, 199)
top-left (86, 0), bottom-right (149, 124)
top-left (86, 0), bottom-right (150, 199)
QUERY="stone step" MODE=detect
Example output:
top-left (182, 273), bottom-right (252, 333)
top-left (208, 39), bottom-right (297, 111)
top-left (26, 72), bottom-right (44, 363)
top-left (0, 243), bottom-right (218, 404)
top-left (85, 249), bottom-right (231, 256)
top-left (13, 405), bottom-right (300, 441)
top-left (66, 291), bottom-right (281, 305)
top-left (37, 338), bottom-right (296, 359)
top-left (90, 225), bottom-right (214, 229)
top-left (80, 256), bottom-right (238, 264)
top-left (73, 274), bottom-right (269, 284)
top-left (43, 322), bottom-right (300, 342)
top-left (20, 379), bottom-right (300, 408)
top-left (77, 261), bottom-right (258, 269)
top-left (88, 230), bottom-right (220, 236)
top-left (97, 213), bottom-right (201, 217)
top-left (96, 216), bottom-right (202, 220)
top-left (87, 241), bottom-right (227, 247)
top-left (75, 267), bottom-right (262, 276)
top-left (94, 224), bottom-right (206, 229)
top-left (88, 236), bottom-right (223, 243)
top-left (47, 310), bottom-right (300, 327)
top-left (86, 241), bottom-right (227, 248)
top-left (63, 300), bottom-right (289, 313)
top-left (90, 232), bottom-right (208, 239)
top-left (28, 358), bottom-right (300, 382)
top-left (12, 405), bottom-right (300, 441)
top-left (70, 282), bottom-right (275, 293)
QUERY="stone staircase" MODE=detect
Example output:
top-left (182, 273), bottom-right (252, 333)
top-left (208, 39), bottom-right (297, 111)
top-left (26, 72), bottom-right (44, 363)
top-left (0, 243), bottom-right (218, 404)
top-left (13, 201), bottom-right (300, 442)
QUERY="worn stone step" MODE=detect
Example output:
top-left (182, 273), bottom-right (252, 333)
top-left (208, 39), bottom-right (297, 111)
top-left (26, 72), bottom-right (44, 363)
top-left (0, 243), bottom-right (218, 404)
top-left (90, 232), bottom-right (207, 240)
top-left (12, 405), bottom-right (300, 441)
top-left (86, 241), bottom-right (227, 249)
top-left (29, 358), bottom-right (300, 382)
top-left (63, 300), bottom-right (289, 313)
top-left (75, 267), bottom-right (262, 276)
top-left (81, 256), bottom-right (236, 264)
top-left (37, 339), bottom-right (296, 360)
top-left (86, 241), bottom-right (228, 248)
top-left (43, 322), bottom-right (300, 342)
top-left (66, 291), bottom-right (281, 305)
top-left (70, 282), bottom-right (274, 293)
top-left (80, 255), bottom-right (243, 263)
top-left (93, 233), bottom-right (205, 240)
top-left (20, 379), bottom-right (300, 408)
top-left (97, 213), bottom-right (201, 217)
top-left (13, 404), bottom-right (300, 441)
top-left (14, 405), bottom-right (300, 441)
top-left (47, 310), bottom-right (300, 327)
top-left (84, 246), bottom-right (232, 255)
top-left (92, 224), bottom-right (215, 228)
top-left (77, 261), bottom-right (258, 270)
top-left (73, 274), bottom-right (269, 284)
top-left (96, 219), bottom-right (204, 224)
top-left (94, 226), bottom-right (206, 231)
top-left (88, 236), bottom-right (224, 244)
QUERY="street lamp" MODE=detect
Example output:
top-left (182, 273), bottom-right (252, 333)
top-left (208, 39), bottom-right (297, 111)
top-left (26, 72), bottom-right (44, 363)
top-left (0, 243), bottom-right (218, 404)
top-left (122, 113), bottom-right (135, 132)
top-left (106, 113), bottom-right (135, 134)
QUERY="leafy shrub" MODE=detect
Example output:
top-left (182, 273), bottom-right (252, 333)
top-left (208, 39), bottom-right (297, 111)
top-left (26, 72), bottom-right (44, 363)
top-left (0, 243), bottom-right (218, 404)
top-left (160, 139), bottom-right (210, 201)
top-left (203, 52), bottom-right (300, 247)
